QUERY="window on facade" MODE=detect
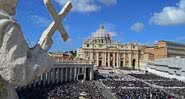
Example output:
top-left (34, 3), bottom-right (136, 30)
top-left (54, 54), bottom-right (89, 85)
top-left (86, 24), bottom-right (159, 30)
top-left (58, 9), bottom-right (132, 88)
top-left (87, 44), bottom-right (89, 47)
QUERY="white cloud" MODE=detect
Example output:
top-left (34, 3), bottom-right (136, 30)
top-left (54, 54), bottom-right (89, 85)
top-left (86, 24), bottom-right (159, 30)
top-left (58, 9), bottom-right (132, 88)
top-left (31, 15), bottom-right (51, 27)
top-left (54, 0), bottom-right (117, 12)
top-left (108, 32), bottom-right (117, 37)
top-left (103, 22), bottom-right (118, 37)
top-left (130, 22), bottom-right (144, 32)
top-left (99, 0), bottom-right (117, 6)
top-left (66, 38), bottom-right (73, 45)
top-left (179, 0), bottom-right (185, 10)
top-left (150, 0), bottom-right (185, 26)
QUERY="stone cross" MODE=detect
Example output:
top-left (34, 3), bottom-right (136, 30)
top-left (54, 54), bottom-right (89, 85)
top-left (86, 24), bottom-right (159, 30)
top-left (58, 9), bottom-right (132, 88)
top-left (38, 0), bottom-right (72, 51)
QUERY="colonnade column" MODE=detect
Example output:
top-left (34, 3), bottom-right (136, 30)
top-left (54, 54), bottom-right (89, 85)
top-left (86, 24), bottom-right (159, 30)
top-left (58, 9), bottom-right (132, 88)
top-left (47, 71), bottom-right (51, 84)
top-left (77, 68), bottom-right (79, 81)
top-left (51, 69), bottom-right (53, 84)
top-left (43, 73), bottom-right (46, 86)
top-left (65, 68), bottom-right (68, 82)
top-left (90, 68), bottom-right (94, 80)
top-left (83, 67), bottom-right (86, 81)
top-left (57, 68), bottom-right (60, 83)
top-left (74, 67), bottom-right (77, 81)
top-left (52, 68), bottom-right (56, 84)
top-left (60, 68), bottom-right (63, 82)
top-left (70, 68), bottom-right (72, 81)
top-left (41, 74), bottom-right (44, 85)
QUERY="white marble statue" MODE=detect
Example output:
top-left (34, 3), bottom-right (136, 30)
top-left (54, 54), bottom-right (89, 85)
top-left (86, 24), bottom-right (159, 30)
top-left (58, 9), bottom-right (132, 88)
top-left (0, 0), bottom-right (72, 99)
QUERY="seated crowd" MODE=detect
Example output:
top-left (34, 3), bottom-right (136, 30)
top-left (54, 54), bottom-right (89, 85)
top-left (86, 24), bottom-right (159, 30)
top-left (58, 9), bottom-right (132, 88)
top-left (102, 80), bottom-right (149, 87)
top-left (165, 88), bottom-right (185, 97)
top-left (17, 81), bottom-right (105, 99)
top-left (112, 88), bottom-right (175, 99)
top-left (17, 72), bottom-right (185, 99)
top-left (129, 73), bottom-right (170, 80)
top-left (147, 80), bottom-right (185, 87)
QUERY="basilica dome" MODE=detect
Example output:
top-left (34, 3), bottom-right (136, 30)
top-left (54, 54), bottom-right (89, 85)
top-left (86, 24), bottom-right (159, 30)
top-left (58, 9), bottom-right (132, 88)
top-left (92, 24), bottom-right (112, 43)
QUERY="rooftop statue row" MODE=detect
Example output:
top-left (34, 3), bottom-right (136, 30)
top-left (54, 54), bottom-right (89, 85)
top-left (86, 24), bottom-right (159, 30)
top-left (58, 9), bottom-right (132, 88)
top-left (0, 0), bottom-right (72, 99)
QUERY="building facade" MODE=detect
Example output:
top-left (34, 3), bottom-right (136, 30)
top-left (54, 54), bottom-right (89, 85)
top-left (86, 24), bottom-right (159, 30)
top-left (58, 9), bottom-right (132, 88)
top-left (77, 25), bottom-right (140, 69)
top-left (140, 46), bottom-right (155, 62)
top-left (140, 40), bottom-right (185, 62)
top-left (154, 40), bottom-right (185, 59)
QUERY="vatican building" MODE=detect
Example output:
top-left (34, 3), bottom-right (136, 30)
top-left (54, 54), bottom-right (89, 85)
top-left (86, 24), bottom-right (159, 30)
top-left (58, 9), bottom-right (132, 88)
top-left (77, 25), bottom-right (140, 69)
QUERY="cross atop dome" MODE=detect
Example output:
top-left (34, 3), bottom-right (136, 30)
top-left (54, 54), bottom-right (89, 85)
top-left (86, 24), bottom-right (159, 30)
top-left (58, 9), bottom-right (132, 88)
top-left (100, 24), bottom-right (104, 29)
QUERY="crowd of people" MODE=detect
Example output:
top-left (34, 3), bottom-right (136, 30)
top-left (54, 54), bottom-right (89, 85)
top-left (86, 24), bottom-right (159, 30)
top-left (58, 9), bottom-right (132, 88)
top-left (165, 88), bottom-right (185, 98)
top-left (147, 80), bottom-right (185, 87)
top-left (112, 88), bottom-right (175, 99)
top-left (128, 73), bottom-right (185, 98)
top-left (129, 73), bottom-right (170, 80)
top-left (17, 81), bottom-right (105, 99)
top-left (17, 72), bottom-right (185, 99)
top-left (99, 73), bottom-right (185, 99)
top-left (102, 80), bottom-right (149, 87)
top-left (101, 79), bottom-right (175, 99)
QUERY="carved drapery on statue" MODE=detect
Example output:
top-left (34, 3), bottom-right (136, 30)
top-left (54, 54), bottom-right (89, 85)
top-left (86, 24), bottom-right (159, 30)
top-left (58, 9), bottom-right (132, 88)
top-left (0, 0), bottom-right (72, 99)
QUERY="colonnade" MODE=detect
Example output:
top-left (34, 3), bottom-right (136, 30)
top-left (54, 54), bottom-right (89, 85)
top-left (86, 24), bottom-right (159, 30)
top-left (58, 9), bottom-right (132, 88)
top-left (30, 63), bottom-right (94, 87)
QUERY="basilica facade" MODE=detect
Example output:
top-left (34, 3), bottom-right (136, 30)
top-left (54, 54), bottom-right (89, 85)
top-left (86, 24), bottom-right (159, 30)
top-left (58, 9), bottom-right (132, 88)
top-left (77, 25), bottom-right (140, 69)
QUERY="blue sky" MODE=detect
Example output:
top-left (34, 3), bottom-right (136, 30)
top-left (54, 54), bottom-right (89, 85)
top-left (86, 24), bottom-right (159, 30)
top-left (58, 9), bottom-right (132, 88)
top-left (16, 0), bottom-right (185, 52)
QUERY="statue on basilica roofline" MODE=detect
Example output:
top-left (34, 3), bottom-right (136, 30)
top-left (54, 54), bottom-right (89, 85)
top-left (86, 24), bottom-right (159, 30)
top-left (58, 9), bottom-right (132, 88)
top-left (0, 0), bottom-right (72, 98)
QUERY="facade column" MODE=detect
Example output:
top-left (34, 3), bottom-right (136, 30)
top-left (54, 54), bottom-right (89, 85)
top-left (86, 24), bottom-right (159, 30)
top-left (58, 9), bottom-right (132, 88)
top-left (108, 52), bottom-right (110, 67)
top-left (129, 53), bottom-right (132, 68)
top-left (113, 52), bottom-right (115, 68)
top-left (124, 53), bottom-right (126, 66)
top-left (116, 52), bottom-right (120, 68)
top-left (96, 52), bottom-right (99, 66)
top-left (135, 53), bottom-right (139, 69)
top-left (90, 52), bottom-right (93, 64)
top-left (104, 52), bottom-right (107, 66)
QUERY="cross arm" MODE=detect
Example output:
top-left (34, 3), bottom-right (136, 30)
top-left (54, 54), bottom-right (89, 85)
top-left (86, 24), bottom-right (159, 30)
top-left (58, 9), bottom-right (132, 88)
top-left (38, 1), bottom-right (72, 51)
